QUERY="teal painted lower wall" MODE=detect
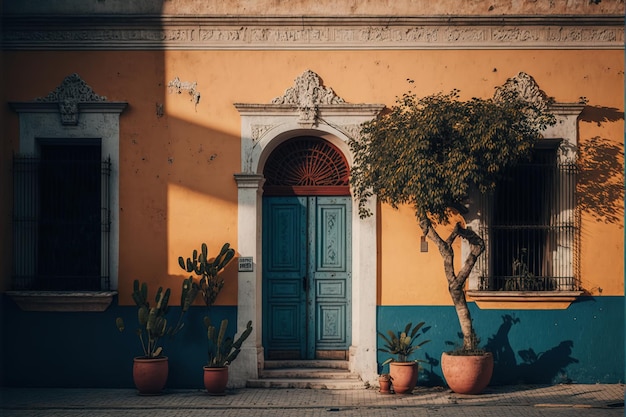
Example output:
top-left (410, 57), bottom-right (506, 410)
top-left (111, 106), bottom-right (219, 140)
top-left (1, 295), bottom-right (623, 387)
top-left (0, 294), bottom-right (237, 388)
top-left (377, 296), bottom-right (624, 385)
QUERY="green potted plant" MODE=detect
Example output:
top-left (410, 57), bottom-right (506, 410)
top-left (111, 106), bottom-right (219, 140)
top-left (505, 248), bottom-right (557, 291)
top-left (116, 277), bottom-right (197, 395)
top-left (115, 280), bottom-right (172, 395)
top-left (378, 322), bottom-right (430, 394)
top-left (350, 76), bottom-right (556, 394)
top-left (177, 242), bottom-right (246, 393)
top-left (203, 318), bottom-right (253, 394)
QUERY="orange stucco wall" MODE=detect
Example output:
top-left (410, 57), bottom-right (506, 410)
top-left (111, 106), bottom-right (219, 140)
top-left (2, 48), bottom-right (623, 304)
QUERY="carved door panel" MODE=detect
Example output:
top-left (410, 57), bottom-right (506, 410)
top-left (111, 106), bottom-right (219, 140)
top-left (263, 196), bottom-right (351, 360)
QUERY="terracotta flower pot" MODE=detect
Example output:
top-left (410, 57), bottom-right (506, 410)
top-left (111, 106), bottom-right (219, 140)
top-left (441, 351), bottom-right (493, 395)
top-left (389, 362), bottom-right (419, 394)
top-left (203, 366), bottom-right (229, 395)
top-left (133, 356), bottom-right (168, 395)
top-left (378, 375), bottom-right (392, 394)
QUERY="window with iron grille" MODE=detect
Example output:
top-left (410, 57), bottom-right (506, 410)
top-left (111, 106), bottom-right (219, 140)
top-left (477, 141), bottom-right (579, 292)
top-left (12, 141), bottom-right (111, 291)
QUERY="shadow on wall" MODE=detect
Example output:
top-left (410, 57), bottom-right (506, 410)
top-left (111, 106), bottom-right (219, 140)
top-left (576, 105), bottom-right (624, 226)
top-left (420, 314), bottom-right (579, 386)
top-left (576, 135), bottom-right (624, 226)
top-left (578, 105), bottom-right (623, 125)
top-left (484, 314), bottom-right (579, 385)
top-left (421, 352), bottom-right (446, 386)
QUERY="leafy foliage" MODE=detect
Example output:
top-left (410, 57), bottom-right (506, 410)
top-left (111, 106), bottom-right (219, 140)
top-left (349, 89), bottom-right (555, 224)
top-left (378, 322), bottom-right (430, 365)
top-left (350, 86), bottom-right (555, 352)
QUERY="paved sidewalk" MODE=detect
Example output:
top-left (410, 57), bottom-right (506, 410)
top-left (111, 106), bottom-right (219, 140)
top-left (1, 384), bottom-right (624, 417)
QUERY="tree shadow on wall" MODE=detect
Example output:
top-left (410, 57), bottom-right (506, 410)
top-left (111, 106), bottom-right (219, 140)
top-left (484, 314), bottom-right (579, 385)
top-left (576, 105), bottom-right (624, 226)
top-left (578, 105), bottom-right (623, 125)
top-left (576, 135), bottom-right (624, 226)
top-left (421, 352), bottom-right (446, 387)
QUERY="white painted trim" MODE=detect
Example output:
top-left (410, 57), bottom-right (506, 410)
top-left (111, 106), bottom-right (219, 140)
top-left (231, 103), bottom-right (383, 388)
top-left (11, 102), bottom-right (127, 291)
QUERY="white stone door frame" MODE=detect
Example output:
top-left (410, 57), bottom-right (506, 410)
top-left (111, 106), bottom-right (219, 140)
top-left (229, 70), bottom-right (383, 387)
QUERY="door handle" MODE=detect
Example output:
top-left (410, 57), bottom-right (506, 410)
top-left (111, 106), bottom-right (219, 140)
top-left (303, 276), bottom-right (307, 291)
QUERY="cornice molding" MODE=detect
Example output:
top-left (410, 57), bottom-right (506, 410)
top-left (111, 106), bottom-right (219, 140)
top-left (2, 15), bottom-right (623, 50)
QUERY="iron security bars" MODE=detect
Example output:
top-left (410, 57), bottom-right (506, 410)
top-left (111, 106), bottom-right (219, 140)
top-left (12, 152), bottom-right (111, 291)
top-left (478, 152), bottom-right (578, 292)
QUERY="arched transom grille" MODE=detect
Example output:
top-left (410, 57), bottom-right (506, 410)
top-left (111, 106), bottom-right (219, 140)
top-left (263, 137), bottom-right (350, 196)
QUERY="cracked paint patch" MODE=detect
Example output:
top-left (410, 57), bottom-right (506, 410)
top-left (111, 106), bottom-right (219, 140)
top-left (167, 77), bottom-right (201, 108)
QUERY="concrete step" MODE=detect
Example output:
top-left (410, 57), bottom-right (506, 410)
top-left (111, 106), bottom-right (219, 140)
top-left (247, 377), bottom-right (366, 390)
top-left (263, 360), bottom-right (349, 370)
top-left (259, 367), bottom-right (359, 380)
top-left (248, 360), bottom-right (366, 390)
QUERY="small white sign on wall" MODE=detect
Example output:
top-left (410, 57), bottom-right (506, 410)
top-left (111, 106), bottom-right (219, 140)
top-left (238, 257), bottom-right (254, 272)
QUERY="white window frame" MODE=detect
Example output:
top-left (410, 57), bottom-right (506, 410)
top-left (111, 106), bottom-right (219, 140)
top-left (466, 102), bottom-right (585, 306)
top-left (8, 74), bottom-right (127, 311)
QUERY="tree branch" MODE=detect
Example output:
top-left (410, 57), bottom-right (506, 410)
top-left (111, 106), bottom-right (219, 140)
top-left (419, 215), bottom-right (456, 285)
top-left (455, 225), bottom-right (485, 285)
top-left (420, 217), bottom-right (485, 351)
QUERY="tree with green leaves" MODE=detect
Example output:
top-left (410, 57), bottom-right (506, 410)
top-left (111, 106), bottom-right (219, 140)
top-left (349, 85), bottom-right (555, 352)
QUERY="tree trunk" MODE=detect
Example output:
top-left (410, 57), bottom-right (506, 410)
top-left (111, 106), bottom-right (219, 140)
top-left (419, 216), bottom-right (485, 351)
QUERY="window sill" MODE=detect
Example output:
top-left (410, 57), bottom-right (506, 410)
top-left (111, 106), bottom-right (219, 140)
top-left (6, 291), bottom-right (117, 312)
top-left (466, 290), bottom-right (584, 310)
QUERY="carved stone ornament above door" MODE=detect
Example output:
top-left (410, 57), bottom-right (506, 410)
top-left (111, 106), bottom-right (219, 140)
top-left (271, 69), bottom-right (346, 128)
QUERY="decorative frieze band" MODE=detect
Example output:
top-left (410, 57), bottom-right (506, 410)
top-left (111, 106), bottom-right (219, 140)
top-left (2, 16), bottom-right (623, 50)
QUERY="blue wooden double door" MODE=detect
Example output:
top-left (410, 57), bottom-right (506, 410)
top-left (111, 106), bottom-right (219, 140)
top-left (263, 196), bottom-right (352, 360)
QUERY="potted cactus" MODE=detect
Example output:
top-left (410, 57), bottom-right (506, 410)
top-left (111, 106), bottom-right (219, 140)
top-left (203, 318), bottom-right (253, 394)
top-left (116, 279), bottom-right (175, 395)
top-left (177, 242), bottom-right (251, 394)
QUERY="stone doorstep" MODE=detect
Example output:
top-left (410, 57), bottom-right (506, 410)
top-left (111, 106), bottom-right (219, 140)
top-left (259, 368), bottom-right (359, 380)
top-left (249, 360), bottom-right (365, 389)
top-left (246, 378), bottom-right (366, 390)
top-left (263, 360), bottom-right (349, 370)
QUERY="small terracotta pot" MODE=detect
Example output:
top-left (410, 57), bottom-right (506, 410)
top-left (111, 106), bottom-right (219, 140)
top-left (378, 376), bottom-right (392, 394)
top-left (133, 356), bottom-right (168, 395)
top-left (441, 352), bottom-right (493, 395)
top-left (389, 362), bottom-right (419, 394)
top-left (203, 366), bottom-right (229, 395)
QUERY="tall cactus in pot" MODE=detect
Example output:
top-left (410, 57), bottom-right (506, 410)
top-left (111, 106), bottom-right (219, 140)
top-left (178, 242), bottom-right (235, 309)
top-left (115, 279), bottom-right (172, 358)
